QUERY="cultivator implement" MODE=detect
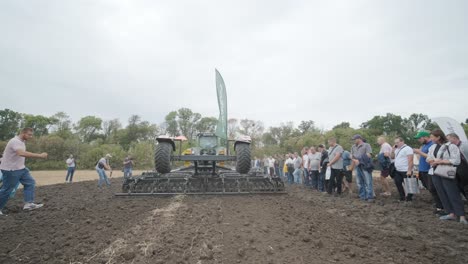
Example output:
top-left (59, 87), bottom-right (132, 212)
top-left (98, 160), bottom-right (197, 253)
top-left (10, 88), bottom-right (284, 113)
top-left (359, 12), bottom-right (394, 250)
top-left (115, 167), bottom-right (286, 196)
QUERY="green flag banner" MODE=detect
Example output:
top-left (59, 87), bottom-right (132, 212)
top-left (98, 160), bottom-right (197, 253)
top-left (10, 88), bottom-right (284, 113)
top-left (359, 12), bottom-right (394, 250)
top-left (215, 69), bottom-right (228, 140)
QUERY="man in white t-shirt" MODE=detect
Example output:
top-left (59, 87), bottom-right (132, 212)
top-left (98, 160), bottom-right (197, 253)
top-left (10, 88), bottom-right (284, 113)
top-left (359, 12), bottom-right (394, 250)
top-left (391, 137), bottom-right (414, 201)
top-left (377, 137), bottom-right (392, 196)
top-left (0, 128), bottom-right (48, 216)
top-left (65, 154), bottom-right (76, 183)
top-left (96, 154), bottom-right (113, 188)
top-left (268, 156), bottom-right (275, 177)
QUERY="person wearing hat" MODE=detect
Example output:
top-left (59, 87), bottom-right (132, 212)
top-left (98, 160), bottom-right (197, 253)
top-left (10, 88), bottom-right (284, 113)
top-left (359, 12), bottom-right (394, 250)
top-left (413, 131), bottom-right (444, 214)
top-left (96, 153), bottom-right (113, 188)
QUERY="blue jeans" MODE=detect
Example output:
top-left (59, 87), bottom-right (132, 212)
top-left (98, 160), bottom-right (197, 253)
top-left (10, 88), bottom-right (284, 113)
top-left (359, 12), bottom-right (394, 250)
top-left (0, 168), bottom-right (36, 209)
top-left (96, 168), bottom-right (111, 187)
top-left (293, 168), bottom-right (302, 184)
top-left (355, 166), bottom-right (374, 200)
top-left (318, 170), bottom-right (325, 191)
top-left (0, 171), bottom-right (20, 199)
top-left (287, 171), bottom-right (294, 184)
top-left (66, 167), bottom-right (75, 182)
top-left (123, 167), bottom-right (133, 178)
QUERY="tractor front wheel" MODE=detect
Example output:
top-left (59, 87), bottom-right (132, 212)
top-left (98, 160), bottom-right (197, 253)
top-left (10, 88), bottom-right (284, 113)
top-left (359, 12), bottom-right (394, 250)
top-left (235, 143), bottom-right (251, 174)
top-left (155, 142), bottom-right (173, 173)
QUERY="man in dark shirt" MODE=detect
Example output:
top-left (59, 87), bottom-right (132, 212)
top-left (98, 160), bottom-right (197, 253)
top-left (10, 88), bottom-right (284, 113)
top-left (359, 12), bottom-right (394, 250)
top-left (318, 144), bottom-right (329, 192)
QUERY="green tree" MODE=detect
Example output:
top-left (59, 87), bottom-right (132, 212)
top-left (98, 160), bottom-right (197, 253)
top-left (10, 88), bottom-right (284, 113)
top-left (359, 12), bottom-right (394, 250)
top-left (22, 114), bottom-right (55, 136)
top-left (332, 122), bottom-right (351, 130)
top-left (195, 117), bottom-right (218, 134)
top-left (177, 108), bottom-right (201, 140)
top-left (50, 111), bottom-right (73, 138)
top-left (102, 118), bottom-right (122, 143)
top-left (164, 111), bottom-right (178, 136)
top-left (361, 113), bottom-right (406, 136)
top-left (76, 116), bottom-right (102, 142)
top-left (0, 109), bottom-right (22, 140)
top-left (298, 120), bottom-right (319, 134)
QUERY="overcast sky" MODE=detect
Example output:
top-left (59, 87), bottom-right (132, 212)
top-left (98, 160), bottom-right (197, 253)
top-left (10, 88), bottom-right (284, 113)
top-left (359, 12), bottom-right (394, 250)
top-left (1, 0), bottom-right (467, 130)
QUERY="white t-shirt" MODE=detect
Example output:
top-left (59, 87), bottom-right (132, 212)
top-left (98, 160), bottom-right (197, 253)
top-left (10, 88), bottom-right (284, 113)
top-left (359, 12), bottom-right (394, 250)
top-left (268, 158), bottom-right (275, 168)
top-left (66, 158), bottom-right (75, 168)
top-left (394, 145), bottom-right (414, 172)
top-left (302, 154), bottom-right (309, 168)
top-left (0, 136), bottom-right (26, 171)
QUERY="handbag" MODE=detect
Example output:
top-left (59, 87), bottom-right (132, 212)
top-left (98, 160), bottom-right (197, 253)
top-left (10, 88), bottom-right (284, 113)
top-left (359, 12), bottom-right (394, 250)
top-left (433, 144), bottom-right (457, 179)
top-left (404, 176), bottom-right (420, 194)
top-left (325, 167), bottom-right (331, 180)
top-left (434, 165), bottom-right (457, 179)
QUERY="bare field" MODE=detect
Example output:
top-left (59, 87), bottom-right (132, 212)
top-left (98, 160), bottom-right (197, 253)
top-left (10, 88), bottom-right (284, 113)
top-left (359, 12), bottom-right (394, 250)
top-left (31, 170), bottom-right (147, 186)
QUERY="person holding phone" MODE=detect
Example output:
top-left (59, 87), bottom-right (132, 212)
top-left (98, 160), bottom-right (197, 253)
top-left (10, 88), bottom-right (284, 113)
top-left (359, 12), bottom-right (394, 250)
top-left (391, 137), bottom-right (414, 202)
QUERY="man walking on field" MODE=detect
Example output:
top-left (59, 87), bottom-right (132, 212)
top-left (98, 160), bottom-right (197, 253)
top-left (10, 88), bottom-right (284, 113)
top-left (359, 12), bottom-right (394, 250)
top-left (0, 128), bottom-right (48, 216)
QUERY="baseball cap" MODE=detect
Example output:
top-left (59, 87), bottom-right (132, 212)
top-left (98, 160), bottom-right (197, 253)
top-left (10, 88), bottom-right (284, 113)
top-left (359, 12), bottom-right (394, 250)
top-left (352, 134), bottom-right (363, 140)
top-left (105, 153), bottom-right (112, 158)
top-left (414, 131), bottom-right (430, 139)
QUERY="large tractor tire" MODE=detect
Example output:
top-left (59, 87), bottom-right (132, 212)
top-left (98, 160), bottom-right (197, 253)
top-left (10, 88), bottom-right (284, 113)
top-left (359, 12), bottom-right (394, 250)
top-left (155, 142), bottom-right (173, 173)
top-left (235, 143), bottom-right (251, 174)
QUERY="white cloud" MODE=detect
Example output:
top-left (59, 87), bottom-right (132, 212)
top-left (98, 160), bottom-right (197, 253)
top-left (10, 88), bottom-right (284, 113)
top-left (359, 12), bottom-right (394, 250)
top-left (0, 0), bottom-right (467, 129)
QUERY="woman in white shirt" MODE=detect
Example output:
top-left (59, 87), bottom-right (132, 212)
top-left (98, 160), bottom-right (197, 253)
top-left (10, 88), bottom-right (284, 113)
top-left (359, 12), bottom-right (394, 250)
top-left (427, 129), bottom-right (467, 224)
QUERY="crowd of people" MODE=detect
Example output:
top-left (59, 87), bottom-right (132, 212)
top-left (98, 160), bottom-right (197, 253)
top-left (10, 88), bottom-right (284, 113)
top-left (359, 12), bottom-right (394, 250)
top-left (254, 131), bottom-right (468, 225)
top-left (1, 127), bottom-right (467, 225)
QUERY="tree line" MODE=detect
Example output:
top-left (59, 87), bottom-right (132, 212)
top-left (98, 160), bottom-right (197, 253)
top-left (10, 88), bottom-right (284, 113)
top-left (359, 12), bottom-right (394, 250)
top-left (0, 108), bottom-right (467, 170)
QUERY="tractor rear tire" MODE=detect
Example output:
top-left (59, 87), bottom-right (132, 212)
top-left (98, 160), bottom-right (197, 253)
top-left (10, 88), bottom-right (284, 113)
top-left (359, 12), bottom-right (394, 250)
top-left (235, 143), bottom-right (251, 174)
top-left (155, 142), bottom-right (173, 173)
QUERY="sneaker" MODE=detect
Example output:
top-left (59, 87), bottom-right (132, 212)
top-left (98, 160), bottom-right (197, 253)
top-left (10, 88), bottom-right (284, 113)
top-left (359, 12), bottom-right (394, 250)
top-left (23, 203), bottom-right (44, 211)
top-left (439, 214), bottom-right (456, 221)
top-left (460, 219), bottom-right (468, 225)
top-left (0, 210), bottom-right (6, 216)
top-left (380, 192), bottom-right (391, 197)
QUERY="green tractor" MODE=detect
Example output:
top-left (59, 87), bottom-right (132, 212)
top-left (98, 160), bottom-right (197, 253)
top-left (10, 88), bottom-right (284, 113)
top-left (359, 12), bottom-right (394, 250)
top-left (118, 132), bottom-right (285, 195)
top-left (154, 132), bottom-right (251, 175)
top-left (117, 70), bottom-right (285, 196)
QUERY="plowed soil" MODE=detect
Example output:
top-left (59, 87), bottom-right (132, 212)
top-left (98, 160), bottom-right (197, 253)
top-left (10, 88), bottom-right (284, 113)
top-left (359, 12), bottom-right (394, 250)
top-left (1, 178), bottom-right (467, 264)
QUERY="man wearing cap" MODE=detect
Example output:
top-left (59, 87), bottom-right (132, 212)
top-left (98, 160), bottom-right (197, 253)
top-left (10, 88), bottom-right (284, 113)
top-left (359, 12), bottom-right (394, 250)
top-left (96, 154), bottom-right (113, 188)
top-left (351, 134), bottom-right (374, 201)
top-left (413, 131), bottom-right (443, 212)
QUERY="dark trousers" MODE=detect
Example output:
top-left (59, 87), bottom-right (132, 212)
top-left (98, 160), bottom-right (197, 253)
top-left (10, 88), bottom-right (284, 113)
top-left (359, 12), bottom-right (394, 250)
top-left (394, 171), bottom-right (413, 201)
top-left (420, 171), bottom-right (443, 209)
top-left (328, 169), bottom-right (343, 194)
top-left (310, 170), bottom-right (319, 189)
top-left (456, 160), bottom-right (468, 200)
top-left (303, 168), bottom-right (310, 186)
top-left (432, 174), bottom-right (465, 217)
